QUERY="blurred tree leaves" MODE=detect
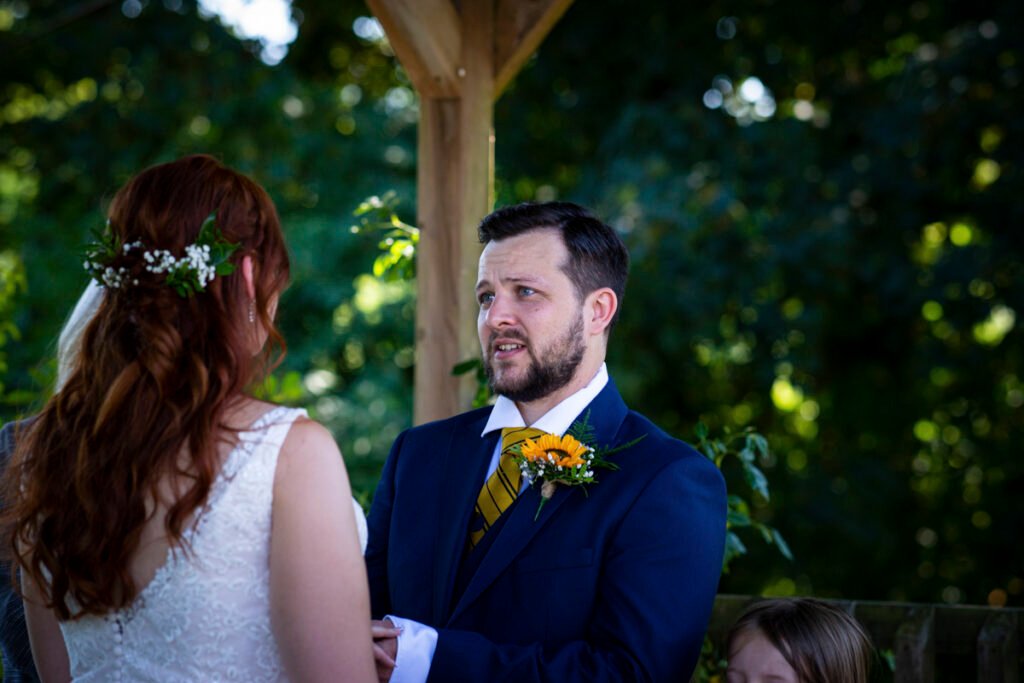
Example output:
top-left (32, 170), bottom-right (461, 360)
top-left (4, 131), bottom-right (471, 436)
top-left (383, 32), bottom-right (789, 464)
top-left (2, 0), bottom-right (1021, 609)
top-left (495, 0), bottom-right (1022, 607)
top-left (0, 249), bottom-right (25, 401)
top-left (0, 0), bottom-right (417, 495)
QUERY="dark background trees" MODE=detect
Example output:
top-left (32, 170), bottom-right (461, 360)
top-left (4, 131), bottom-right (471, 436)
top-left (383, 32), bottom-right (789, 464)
top-left (1, 0), bottom-right (1020, 608)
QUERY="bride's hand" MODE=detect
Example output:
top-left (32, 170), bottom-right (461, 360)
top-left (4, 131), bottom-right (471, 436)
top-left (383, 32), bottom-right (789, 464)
top-left (371, 619), bottom-right (401, 682)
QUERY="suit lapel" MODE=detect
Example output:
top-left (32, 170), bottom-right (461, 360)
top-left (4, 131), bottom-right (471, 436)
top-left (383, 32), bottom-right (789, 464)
top-left (447, 380), bottom-right (630, 624)
top-left (432, 412), bottom-right (497, 624)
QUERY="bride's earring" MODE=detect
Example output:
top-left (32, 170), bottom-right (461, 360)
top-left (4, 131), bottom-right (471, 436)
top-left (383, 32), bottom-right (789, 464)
top-left (248, 300), bottom-right (255, 324)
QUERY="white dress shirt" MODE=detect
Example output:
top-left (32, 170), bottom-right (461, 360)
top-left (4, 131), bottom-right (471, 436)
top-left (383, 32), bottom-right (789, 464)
top-left (385, 364), bottom-right (609, 683)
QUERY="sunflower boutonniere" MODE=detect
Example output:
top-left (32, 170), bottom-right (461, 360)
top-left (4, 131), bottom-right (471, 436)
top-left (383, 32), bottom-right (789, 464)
top-left (511, 410), bottom-right (646, 520)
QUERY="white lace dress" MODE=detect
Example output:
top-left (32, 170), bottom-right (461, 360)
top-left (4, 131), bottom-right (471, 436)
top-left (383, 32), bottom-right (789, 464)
top-left (58, 406), bottom-right (354, 682)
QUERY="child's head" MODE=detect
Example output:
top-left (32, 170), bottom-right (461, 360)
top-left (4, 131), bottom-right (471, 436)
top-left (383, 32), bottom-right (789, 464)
top-left (725, 598), bottom-right (873, 683)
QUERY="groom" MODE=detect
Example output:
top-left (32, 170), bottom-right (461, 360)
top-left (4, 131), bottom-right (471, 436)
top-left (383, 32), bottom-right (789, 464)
top-left (365, 202), bottom-right (727, 682)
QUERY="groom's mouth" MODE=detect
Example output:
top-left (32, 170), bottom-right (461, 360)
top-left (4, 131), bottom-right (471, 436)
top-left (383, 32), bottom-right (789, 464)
top-left (492, 339), bottom-right (527, 360)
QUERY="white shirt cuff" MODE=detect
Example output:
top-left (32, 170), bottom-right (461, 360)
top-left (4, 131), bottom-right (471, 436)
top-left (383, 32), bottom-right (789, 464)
top-left (384, 615), bottom-right (437, 683)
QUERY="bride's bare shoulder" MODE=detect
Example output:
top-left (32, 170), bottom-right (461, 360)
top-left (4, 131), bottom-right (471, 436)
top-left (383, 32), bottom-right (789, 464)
top-left (282, 416), bottom-right (338, 451)
top-left (275, 415), bottom-right (345, 484)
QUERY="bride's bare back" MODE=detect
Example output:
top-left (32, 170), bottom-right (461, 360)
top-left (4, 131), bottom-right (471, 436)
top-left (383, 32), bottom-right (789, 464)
top-left (25, 401), bottom-right (375, 682)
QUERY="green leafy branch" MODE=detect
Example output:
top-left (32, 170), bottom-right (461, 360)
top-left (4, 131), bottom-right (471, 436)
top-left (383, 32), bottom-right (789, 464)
top-left (350, 191), bottom-right (419, 282)
top-left (692, 423), bottom-right (793, 682)
top-left (694, 422), bottom-right (793, 572)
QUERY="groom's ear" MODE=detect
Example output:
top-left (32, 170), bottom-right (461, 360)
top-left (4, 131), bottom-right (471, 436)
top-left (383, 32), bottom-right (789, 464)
top-left (241, 255), bottom-right (256, 300)
top-left (585, 287), bottom-right (618, 336)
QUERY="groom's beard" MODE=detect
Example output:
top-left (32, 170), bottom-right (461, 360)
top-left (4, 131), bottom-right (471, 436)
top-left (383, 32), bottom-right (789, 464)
top-left (483, 312), bottom-right (585, 403)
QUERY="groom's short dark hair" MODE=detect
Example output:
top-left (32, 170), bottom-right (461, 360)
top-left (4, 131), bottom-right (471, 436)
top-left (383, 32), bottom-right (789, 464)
top-left (478, 201), bottom-right (629, 327)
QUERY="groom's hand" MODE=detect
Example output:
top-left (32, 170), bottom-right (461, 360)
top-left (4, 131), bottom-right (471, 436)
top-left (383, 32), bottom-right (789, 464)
top-left (371, 618), bottom-right (401, 683)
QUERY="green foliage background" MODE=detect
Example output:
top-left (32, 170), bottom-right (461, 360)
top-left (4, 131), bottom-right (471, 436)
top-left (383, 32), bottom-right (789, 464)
top-left (1, 0), bottom-right (1021, 610)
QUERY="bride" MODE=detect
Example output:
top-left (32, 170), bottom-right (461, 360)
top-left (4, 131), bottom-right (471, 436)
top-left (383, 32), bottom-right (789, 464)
top-left (2, 155), bottom-right (380, 681)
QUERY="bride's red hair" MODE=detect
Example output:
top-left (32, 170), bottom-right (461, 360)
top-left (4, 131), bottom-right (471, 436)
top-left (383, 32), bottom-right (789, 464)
top-left (2, 155), bottom-right (289, 619)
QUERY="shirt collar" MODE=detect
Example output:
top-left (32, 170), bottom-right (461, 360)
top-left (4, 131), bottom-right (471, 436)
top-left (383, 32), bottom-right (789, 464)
top-left (481, 363), bottom-right (609, 437)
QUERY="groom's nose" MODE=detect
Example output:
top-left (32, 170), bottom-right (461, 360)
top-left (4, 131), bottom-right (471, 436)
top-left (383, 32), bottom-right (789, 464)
top-left (483, 294), bottom-right (518, 330)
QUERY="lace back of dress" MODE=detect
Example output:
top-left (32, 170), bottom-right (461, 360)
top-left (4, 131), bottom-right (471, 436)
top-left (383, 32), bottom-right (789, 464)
top-left (59, 406), bottom-right (305, 683)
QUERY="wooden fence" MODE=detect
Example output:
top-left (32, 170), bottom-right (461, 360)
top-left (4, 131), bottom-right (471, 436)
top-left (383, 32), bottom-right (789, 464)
top-left (705, 594), bottom-right (1022, 683)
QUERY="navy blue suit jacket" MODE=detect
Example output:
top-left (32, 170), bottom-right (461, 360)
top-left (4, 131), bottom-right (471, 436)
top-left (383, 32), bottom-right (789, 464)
top-left (366, 380), bottom-right (727, 682)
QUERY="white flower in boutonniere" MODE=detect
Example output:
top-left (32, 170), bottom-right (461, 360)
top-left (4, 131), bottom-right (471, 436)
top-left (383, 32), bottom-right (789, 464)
top-left (511, 411), bottom-right (646, 520)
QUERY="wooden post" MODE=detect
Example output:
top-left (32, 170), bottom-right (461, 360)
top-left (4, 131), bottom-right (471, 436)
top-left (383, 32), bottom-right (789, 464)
top-left (895, 606), bottom-right (935, 683)
top-left (368, 0), bottom-right (574, 423)
top-left (409, 2), bottom-right (495, 423)
top-left (414, 98), bottom-right (473, 422)
top-left (978, 611), bottom-right (1020, 683)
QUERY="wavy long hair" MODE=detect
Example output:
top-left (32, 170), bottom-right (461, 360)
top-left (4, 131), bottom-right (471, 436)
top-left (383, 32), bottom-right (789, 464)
top-left (2, 155), bottom-right (289, 619)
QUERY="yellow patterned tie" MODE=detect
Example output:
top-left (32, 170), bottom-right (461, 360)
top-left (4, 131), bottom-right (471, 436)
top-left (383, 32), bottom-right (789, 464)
top-left (468, 427), bottom-right (547, 548)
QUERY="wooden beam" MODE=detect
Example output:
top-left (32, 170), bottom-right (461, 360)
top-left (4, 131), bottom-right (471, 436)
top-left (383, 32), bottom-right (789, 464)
top-left (365, 0), bottom-right (461, 98)
top-left (494, 0), bottom-right (574, 98)
top-left (411, 1), bottom-right (495, 423)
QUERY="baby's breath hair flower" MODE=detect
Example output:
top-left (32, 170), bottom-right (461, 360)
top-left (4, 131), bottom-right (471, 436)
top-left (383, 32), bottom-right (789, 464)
top-left (82, 213), bottom-right (239, 298)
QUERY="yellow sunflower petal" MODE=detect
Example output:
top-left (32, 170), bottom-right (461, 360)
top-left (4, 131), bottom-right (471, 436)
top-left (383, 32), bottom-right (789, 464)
top-left (520, 432), bottom-right (591, 464)
top-left (536, 434), bottom-right (564, 450)
top-left (520, 438), bottom-right (547, 462)
top-left (558, 434), bottom-right (589, 459)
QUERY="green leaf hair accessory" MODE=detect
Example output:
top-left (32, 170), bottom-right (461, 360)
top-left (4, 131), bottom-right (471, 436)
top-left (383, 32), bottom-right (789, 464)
top-left (83, 213), bottom-right (240, 298)
top-left (81, 224), bottom-right (137, 290)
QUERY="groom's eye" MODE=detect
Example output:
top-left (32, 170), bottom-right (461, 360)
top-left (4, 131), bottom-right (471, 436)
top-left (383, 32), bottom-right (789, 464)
top-left (518, 287), bottom-right (535, 297)
top-left (478, 292), bottom-right (494, 307)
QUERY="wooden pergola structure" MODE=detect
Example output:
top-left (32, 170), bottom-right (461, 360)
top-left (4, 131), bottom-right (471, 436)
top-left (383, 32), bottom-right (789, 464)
top-left (364, 0), bottom-right (574, 424)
